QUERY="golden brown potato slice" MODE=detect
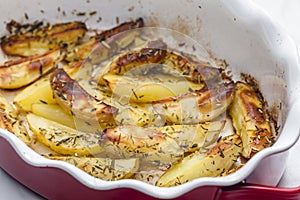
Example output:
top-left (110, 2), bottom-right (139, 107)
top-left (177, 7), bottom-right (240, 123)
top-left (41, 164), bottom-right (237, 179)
top-left (31, 103), bottom-right (112, 133)
top-left (152, 82), bottom-right (235, 124)
top-left (163, 50), bottom-right (222, 83)
top-left (0, 47), bottom-right (65, 89)
top-left (65, 18), bottom-right (144, 62)
top-left (101, 121), bottom-right (223, 163)
top-left (104, 44), bottom-right (221, 84)
top-left (1, 21), bottom-right (86, 57)
top-left (50, 68), bottom-right (117, 124)
top-left (156, 134), bottom-right (242, 187)
top-left (229, 82), bottom-right (273, 158)
top-left (31, 103), bottom-right (75, 128)
top-left (47, 156), bottom-right (139, 181)
top-left (0, 94), bottom-right (30, 145)
top-left (13, 61), bottom-right (82, 112)
top-left (27, 113), bottom-right (102, 156)
top-left (103, 41), bottom-right (167, 78)
top-left (101, 125), bottom-right (184, 164)
top-left (94, 18), bottom-right (144, 41)
top-left (103, 73), bottom-right (204, 103)
top-left (13, 75), bottom-right (56, 112)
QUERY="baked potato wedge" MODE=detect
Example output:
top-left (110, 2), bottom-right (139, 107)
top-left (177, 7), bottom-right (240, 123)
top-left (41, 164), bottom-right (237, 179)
top-left (229, 82), bottom-right (273, 158)
top-left (156, 121), bottom-right (225, 152)
top-left (156, 134), bottom-right (242, 187)
top-left (13, 75), bottom-right (56, 112)
top-left (0, 94), bottom-right (30, 144)
top-left (101, 125), bottom-right (184, 164)
top-left (0, 47), bottom-right (65, 89)
top-left (101, 121), bottom-right (224, 162)
top-left (103, 42), bottom-right (167, 79)
top-left (104, 45), bottom-right (221, 84)
top-left (13, 61), bottom-right (84, 112)
top-left (94, 18), bottom-right (144, 41)
top-left (31, 103), bottom-right (112, 133)
top-left (50, 68), bottom-right (117, 124)
top-left (65, 18), bottom-right (144, 63)
top-left (103, 73), bottom-right (204, 103)
top-left (27, 113), bottom-right (102, 156)
top-left (163, 50), bottom-right (222, 83)
top-left (152, 82), bottom-right (235, 124)
top-left (47, 156), bottom-right (139, 181)
top-left (1, 21), bottom-right (86, 57)
top-left (31, 103), bottom-right (75, 128)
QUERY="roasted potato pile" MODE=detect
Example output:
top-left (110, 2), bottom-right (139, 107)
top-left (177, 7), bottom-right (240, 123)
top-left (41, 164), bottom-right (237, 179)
top-left (0, 18), bottom-right (275, 185)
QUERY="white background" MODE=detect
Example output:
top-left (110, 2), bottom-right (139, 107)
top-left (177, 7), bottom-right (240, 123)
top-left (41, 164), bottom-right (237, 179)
top-left (0, 0), bottom-right (300, 199)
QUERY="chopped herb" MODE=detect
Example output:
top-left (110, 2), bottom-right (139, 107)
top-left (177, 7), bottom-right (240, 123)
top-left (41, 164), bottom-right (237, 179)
top-left (39, 100), bottom-right (48, 104)
top-left (131, 89), bottom-right (138, 99)
top-left (234, 142), bottom-right (242, 147)
top-left (76, 12), bottom-right (86, 16)
top-left (178, 42), bottom-right (185, 47)
top-left (217, 136), bottom-right (222, 143)
top-left (218, 146), bottom-right (225, 158)
top-left (11, 120), bottom-right (17, 126)
top-left (39, 60), bottom-right (43, 75)
top-left (24, 13), bottom-right (29, 20)
top-left (188, 87), bottom-right (194, 92)
top-left (96, 16), bottom-right (102, 23)
top-left (56, 137), bottom-right (72, 146)
top-left (89, 11), bottom-right (97, 16)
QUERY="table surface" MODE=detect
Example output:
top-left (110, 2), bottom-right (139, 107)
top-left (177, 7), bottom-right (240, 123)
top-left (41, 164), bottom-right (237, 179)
top-left (1, 0), bottom-right (300, 199)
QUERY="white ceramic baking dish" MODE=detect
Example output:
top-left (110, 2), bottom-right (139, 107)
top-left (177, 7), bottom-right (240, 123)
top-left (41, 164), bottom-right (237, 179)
top-left (0, 0), bottom-right (300, 199)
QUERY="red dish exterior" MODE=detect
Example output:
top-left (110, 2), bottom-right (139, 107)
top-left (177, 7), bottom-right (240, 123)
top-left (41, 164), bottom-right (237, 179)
top-left (1, 135), bottom-right (300, 200)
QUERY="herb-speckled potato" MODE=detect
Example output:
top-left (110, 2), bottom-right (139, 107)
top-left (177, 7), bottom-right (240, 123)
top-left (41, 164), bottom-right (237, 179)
top-left (229, 82), bottom-right (273, 158)
top-left (152, 82), bottom-right (235, 124)
top-left (65, 18), bottom-right (144, 62)
top-left (156, 134), bottom-right (242, 187)
top-left (1, 21), bottom-right (86, 57)
top-left (27, 113), bottom-right (102, 156)
top-left (0, 94), bottom-right (30, 144)
top-left (0, 47), bottom-right (65, 89)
